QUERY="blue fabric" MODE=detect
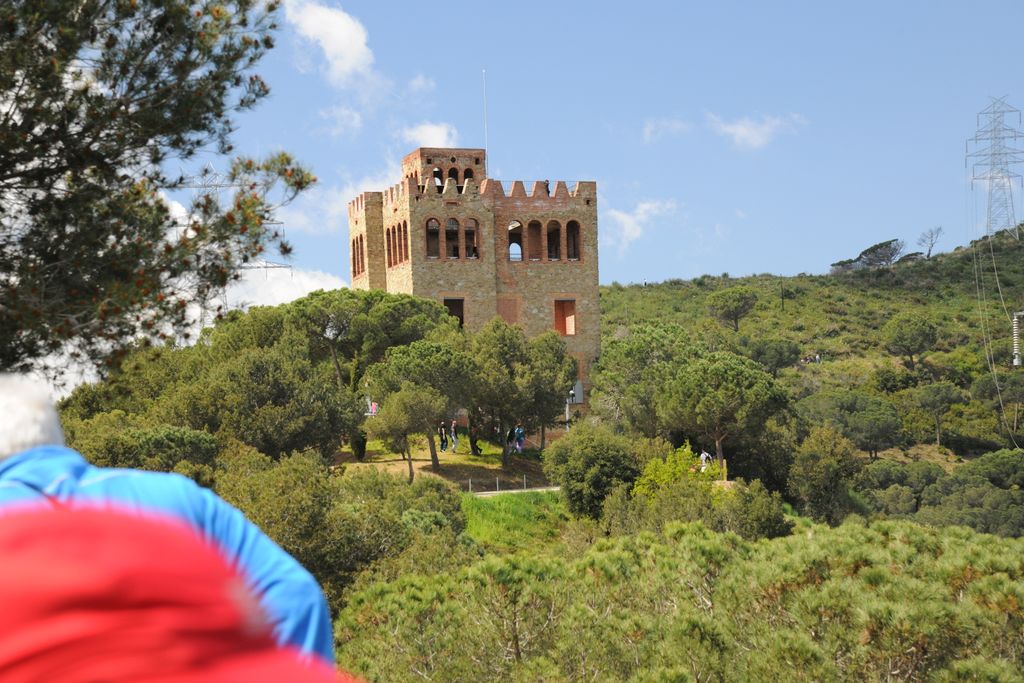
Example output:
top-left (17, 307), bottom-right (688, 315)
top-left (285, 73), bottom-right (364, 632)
top-left (0, 446), bottom-right (335, 663)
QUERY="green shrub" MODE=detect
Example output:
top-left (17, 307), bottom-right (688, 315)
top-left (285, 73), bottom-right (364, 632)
top-left (543, 424), bottom-right (639, 518)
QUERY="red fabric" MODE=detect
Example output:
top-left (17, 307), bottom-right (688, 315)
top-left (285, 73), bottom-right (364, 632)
top-left (0, 507), bottom-right (358, 683)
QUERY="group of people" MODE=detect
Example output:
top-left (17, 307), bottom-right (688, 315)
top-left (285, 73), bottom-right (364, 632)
top-left (434, 419), bottom-right (495, 457)
top-left (506, 424), bottom-right (526, 453)
top-left (0, 374), bottom-right (355, 681)
top-left (437, 419), bottom-right (459, 452)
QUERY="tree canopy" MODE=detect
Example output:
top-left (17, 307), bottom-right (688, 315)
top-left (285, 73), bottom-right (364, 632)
top-left (1, 0), bottom-right (312, 374)
top-left (658, 351), bottom-right (787, 467)
top-left (542, 423), bottom-right (639, 518)
top-left (705, 285), bottom-right (758, 332)
top-left (882, 312), bottom-right (938, 370)
top-left (470, 319), bottom-right (576, 464)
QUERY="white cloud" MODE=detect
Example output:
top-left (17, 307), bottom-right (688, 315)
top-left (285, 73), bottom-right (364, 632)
top-left (604, 200), bottom-right (677, 253)
top-left (224, 267), bottom-right (347, 310)
top-left (706, 112), bottom-right (806, 149)
top-left (276, 184), bottom-right (352, 236)
top-left (642, 117), bottom-right (690, 142)
top-left (399, 122), bottom-right (459, 148)
top-left (284, 0), bottom-right (374, 88)
top-left (408, 75), bottom-right (435, 93)
top-left (338, 162), bottom-right (401, 203)
top-left (320, 105), bottom-right (362, 135)
top-left (277, 162), bottom-right (402, 237)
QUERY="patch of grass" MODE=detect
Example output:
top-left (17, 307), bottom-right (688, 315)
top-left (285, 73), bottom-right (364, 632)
top-left (461, 491), bottom-right (568, 554)
top-left (336, 436), bottom-right (549, 492)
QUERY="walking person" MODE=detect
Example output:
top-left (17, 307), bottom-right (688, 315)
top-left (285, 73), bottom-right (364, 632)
top-left (514, 423), bottom-right (526, 454)
top-left (699, 449), bottom-right (711, 472)
top-left (437, 422), bottom-right (448, 453)
top-left (449, 419), bottom-right (459, 453)
top-left (469, 425), bottom-right (481, 455)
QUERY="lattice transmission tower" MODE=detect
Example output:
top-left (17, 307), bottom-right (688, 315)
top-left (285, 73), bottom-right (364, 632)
top-left (176, 165), bottom-right (292, 325)
top-left (967, 97), bottom-right (1024, 239)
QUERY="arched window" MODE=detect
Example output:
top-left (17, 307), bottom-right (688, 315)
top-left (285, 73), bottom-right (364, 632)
top-left (527, 221), bottom-right (542, 261)
top-left (567, 220), bottom-right (581, 260)
top-left (446, 218), bottom-right (460, 258)
top-left (547, 221), bottom-right (561, 260)
top-left (351, 238), bottom-right (357, 276)
top-left (432, 167), bottom-right (443, 192)
top-left (401, 221), bottom-right (408, 262)
top-left (426, 218), bottom-right (440, 258)
top-left (464, 168), bottom-right (474, 181)
top-left (508, 220), bottom-right (523, 261)
top-left (447, 168), bottom-right (459, 181)
top-left (386, 227), bottom-right (393, 267)
top-left (465, 218), bottom-right (479, 259)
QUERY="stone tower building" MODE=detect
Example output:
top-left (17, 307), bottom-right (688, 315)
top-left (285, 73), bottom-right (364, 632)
top-left (347, 147), bottom-right (599, 406)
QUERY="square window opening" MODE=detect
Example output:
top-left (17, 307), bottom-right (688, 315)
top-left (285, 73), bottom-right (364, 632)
top-left (444, 298), bottom-right (465, 328)
top-left (555, 299), bottom-right (576, 336)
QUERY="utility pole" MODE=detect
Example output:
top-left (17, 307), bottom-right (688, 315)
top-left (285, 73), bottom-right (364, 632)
top-left (967, 97), bottom-right (1024, 239)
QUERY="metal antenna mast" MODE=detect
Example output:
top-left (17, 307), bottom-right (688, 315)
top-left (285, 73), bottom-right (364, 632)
top-left (175, 165), bottom-right (292, 326)
top-left (482, 69), bottom-right (489, 175)
top-left (967, 97), bottom-right (1024, 239)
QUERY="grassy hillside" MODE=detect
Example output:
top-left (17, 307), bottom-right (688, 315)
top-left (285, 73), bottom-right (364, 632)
top-left (600, 232), bottom-right (1024, 396)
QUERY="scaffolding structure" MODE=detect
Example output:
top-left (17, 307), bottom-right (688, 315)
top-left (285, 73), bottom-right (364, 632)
top-left (967, 97), bottom-right (1024, 239)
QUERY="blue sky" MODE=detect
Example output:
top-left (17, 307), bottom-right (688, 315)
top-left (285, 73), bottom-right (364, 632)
top-left (212, 0), bottom-right (1024, 305)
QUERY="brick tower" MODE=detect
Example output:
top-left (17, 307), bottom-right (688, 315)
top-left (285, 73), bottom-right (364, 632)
top-left (347, 147), bottom-right (600, 406)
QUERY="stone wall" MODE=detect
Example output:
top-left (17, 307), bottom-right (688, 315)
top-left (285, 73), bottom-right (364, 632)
top-left (347, 148), bottom-right (601, 398)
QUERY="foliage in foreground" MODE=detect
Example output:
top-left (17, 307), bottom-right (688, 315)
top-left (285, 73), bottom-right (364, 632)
top-left (337, 519), bottom-right (1024, 682)
top-left (1, 0), bottom-right (313, 374)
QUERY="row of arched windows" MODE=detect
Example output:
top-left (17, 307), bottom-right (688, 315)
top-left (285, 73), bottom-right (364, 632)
top-left (426, 217), bottom-right (479, 259)
top-left (386, 222), bottom-right (408, 268)
top-left (507, 219), bottom-right (581, 262)
top-left (429, 167), bottom-right (475, 185)
top-left (411, 167), bottom-right (475, 192)
top-left (350, 234), bottom-right (366, 276)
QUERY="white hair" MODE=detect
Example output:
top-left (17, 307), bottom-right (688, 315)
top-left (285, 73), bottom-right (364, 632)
top-left (0, 374), bottom-right (66, 461)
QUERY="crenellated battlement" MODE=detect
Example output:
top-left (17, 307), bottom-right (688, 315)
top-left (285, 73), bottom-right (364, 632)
top-left (478, 178), bottom-right (596, 202)
top-left (396, 177), bottom-right (595, 204)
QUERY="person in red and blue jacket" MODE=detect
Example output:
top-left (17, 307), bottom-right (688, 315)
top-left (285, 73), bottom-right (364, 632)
top-left (0, 374), bottom-right (335, 665)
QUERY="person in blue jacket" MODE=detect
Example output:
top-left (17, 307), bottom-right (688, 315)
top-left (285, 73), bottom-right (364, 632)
top-left (0, 374), bottom-right (335, 664)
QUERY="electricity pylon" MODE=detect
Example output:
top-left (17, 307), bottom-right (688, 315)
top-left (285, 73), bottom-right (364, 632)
top-left (967, 97), bottom-right (1024, 239)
